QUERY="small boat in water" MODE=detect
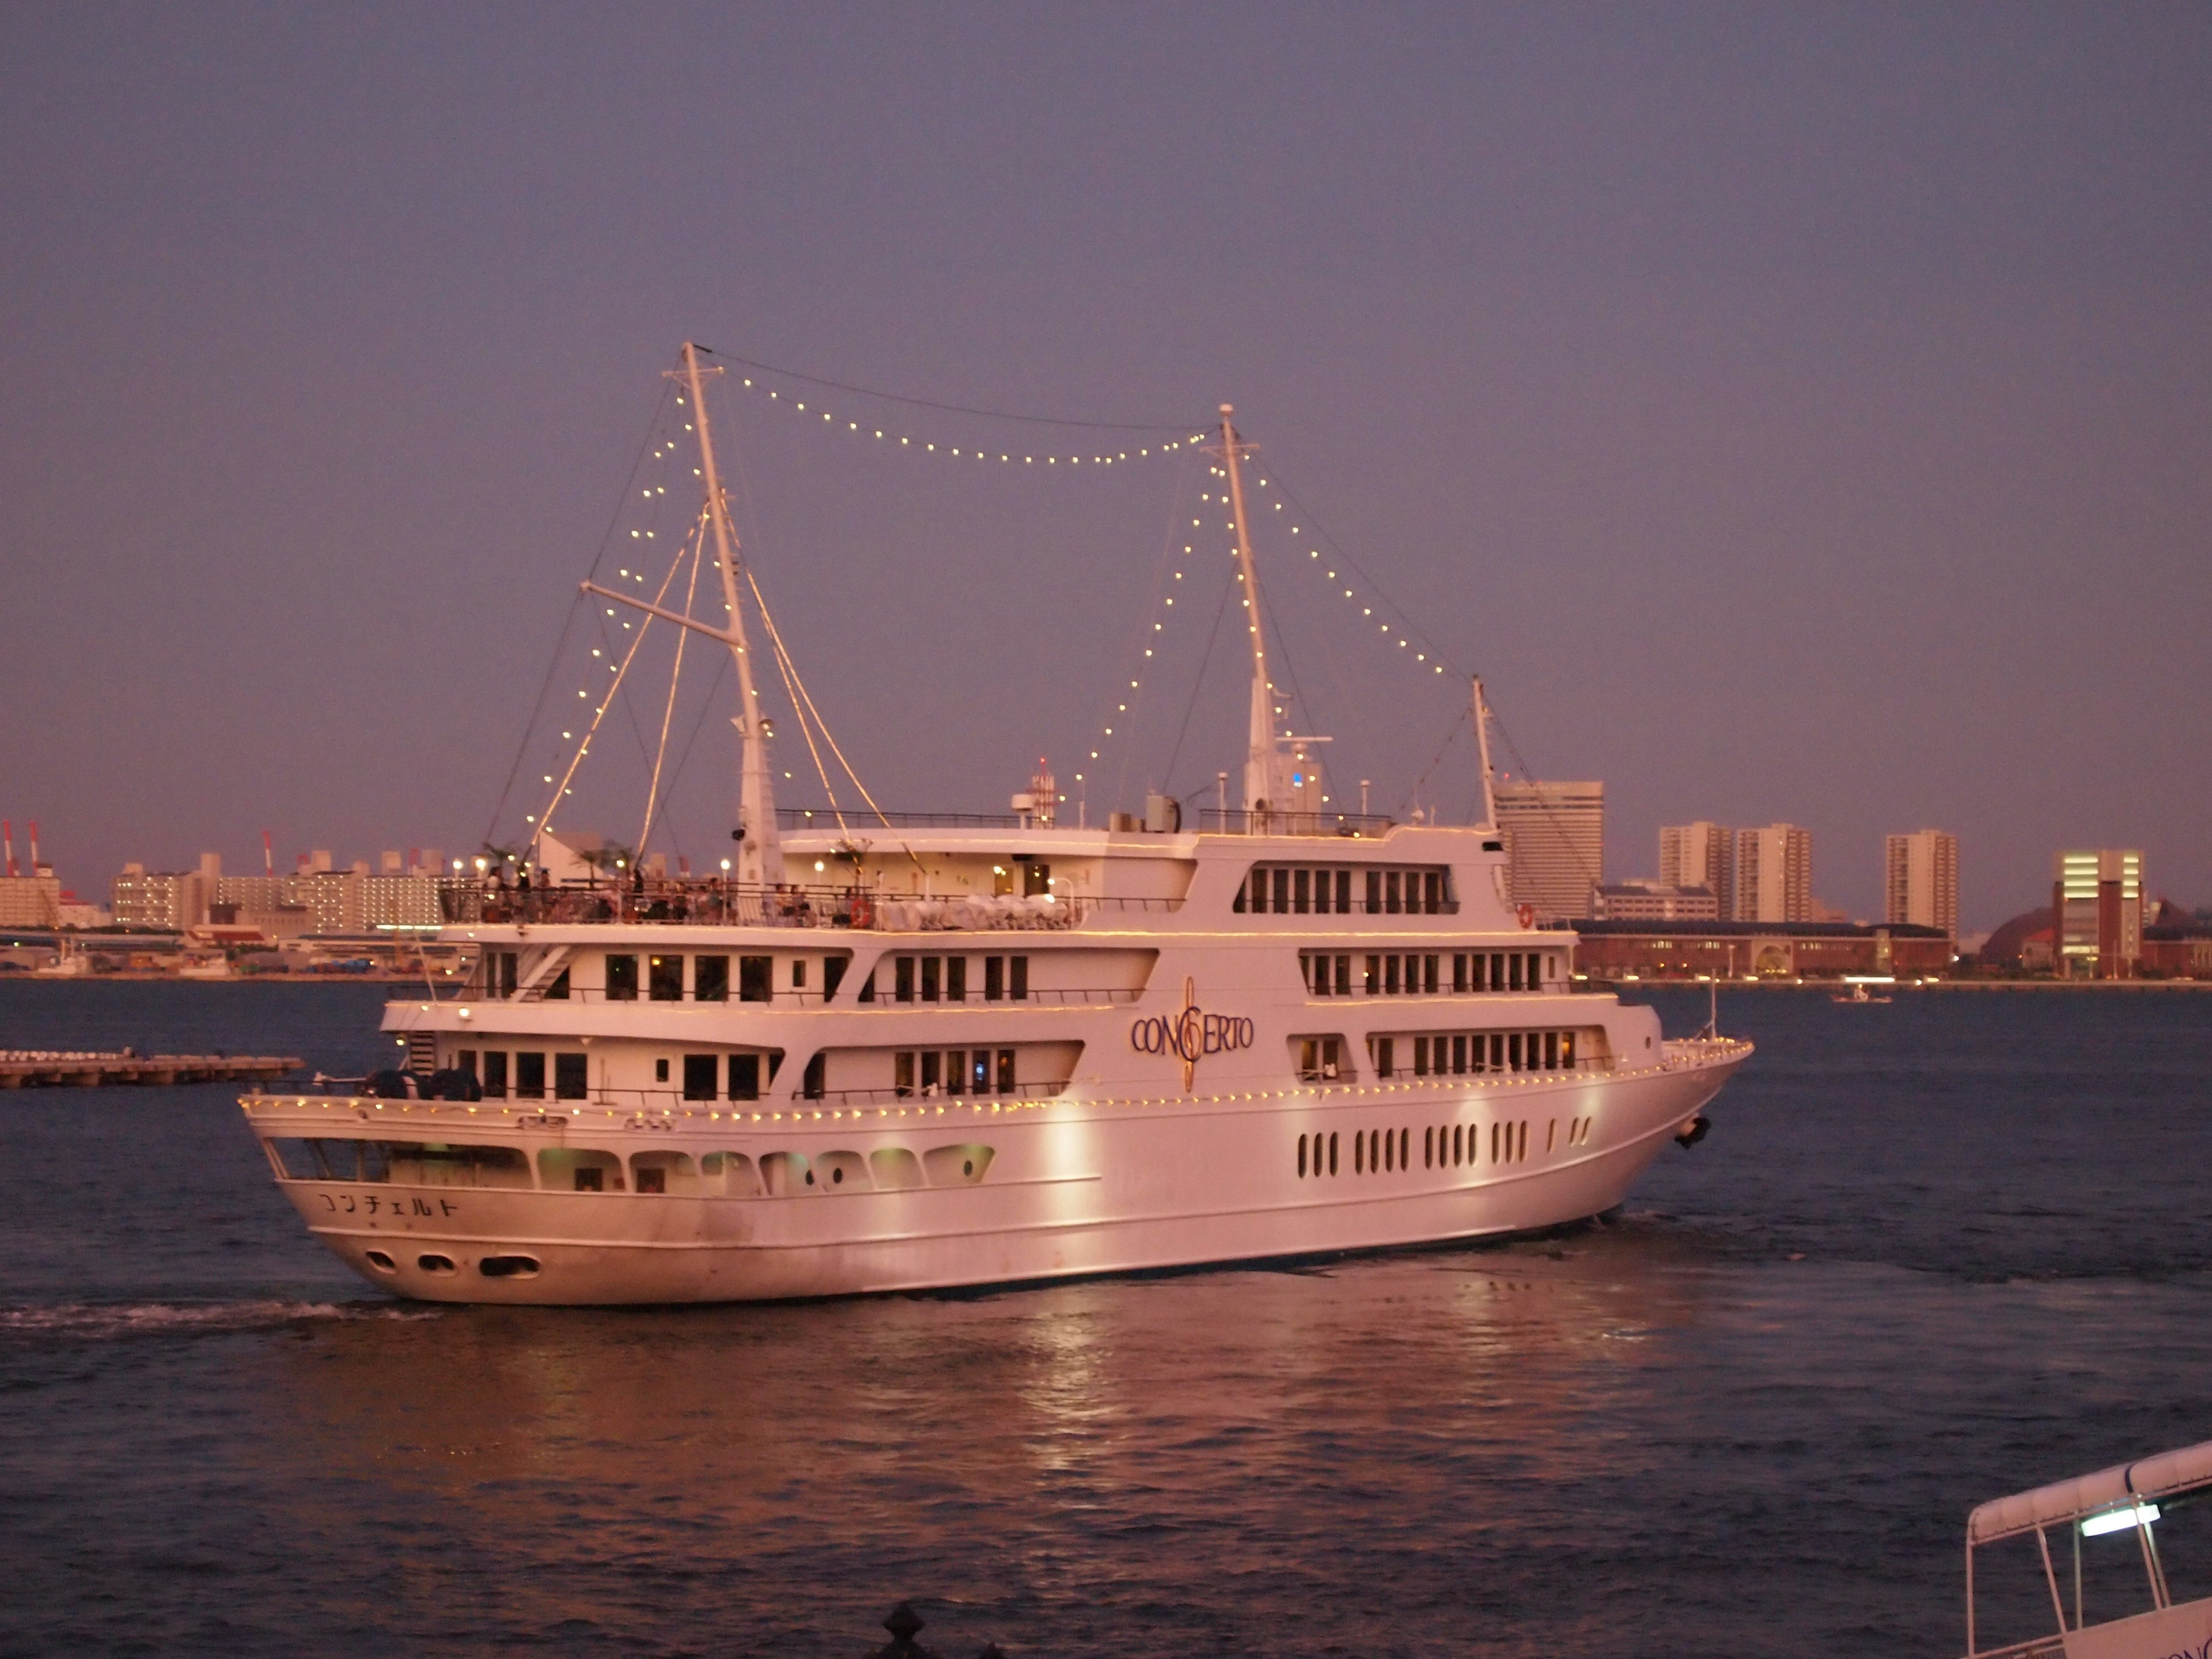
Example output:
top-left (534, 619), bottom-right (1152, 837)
top-left (1834, 980), bottom-right (1893, 1004)
top-left (1960, 1437), bottom-right (2212, 1658)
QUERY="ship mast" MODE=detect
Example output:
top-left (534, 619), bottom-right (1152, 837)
top-left (1472, 675), bottom-right (1498, 832)
top-left (1217, 404), bottom-right (1285, 821)
top-left (680, 343), bottom-right (783, 886)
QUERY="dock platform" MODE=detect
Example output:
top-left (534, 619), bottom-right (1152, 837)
top-left (0, 1051), bottom-right (302, 1088)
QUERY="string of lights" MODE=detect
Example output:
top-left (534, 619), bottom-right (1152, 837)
top-left (727, 372), bottom-right (1206, 468)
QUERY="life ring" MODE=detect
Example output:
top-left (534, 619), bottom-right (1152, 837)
top-left (1516, 903), bottom-right (1536, 929)
top-left (848, 893), bottom-right (874, 929)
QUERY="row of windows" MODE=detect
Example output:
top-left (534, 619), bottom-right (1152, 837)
top-left (1371, 1029), bottom-right (1580, 1078)
top-left (272, 1138), bottom-right (994, 1196)
top-left (1295, 1115), bottom-right (1594, 1179)
top-left (1301, 950), bottom-right (1557, 997)
top-left (894, 1048), bottom-right (1020, 1097)
top-left (458, 1047), bottom-right (781, 1103)
top-left (865, 955), bottom-right (1030, 1004)
top-left (1236, 865), bottom-right (1454, 916)
top-left (1293, 1029), bottom-right (1589, 1083)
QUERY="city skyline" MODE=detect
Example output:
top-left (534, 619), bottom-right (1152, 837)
top-left (3, 10), bottom-right (2208, 934)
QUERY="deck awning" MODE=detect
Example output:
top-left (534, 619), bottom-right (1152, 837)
top-left (1969, 1439), bottom-right (2212, 1544)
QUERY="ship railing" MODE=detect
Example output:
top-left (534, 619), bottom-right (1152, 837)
top-left (1199, 808), bottom-right (1396, 838)
top-left (1367, 1052), bottom-right (1618, 1084)
top-left (481, 984), bottom-right (1143, 1008)
top-left (436, 878), bottom-right (1180, 931)
top-left (776, 808), bottom-right (1027, 830)
top-left (786, 1081), bottom-right (1072, 1108)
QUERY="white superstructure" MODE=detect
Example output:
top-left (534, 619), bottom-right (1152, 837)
top-left (240, 354), bottom-right (1749, 1305)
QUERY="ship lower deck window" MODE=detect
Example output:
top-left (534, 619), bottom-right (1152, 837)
top-left (649, 955), bottom-right (683, 1001)
top-left (740, 956), bottom-right (771, 1003)
top-left (895, 1048), bottom-right (1018, 1097)
top-left (730, 1054), bottom-right (760, 1100)
top-left (482, 1051), bottom-right (509, 1098)
top-left (554, 1053), bottom-right (587, 1099)
top-left (683, 1055), bottom-right (718, 1101)
top-left (605, 954), bottom-right (638, 1001)
top-left (514, 1051), bottom-right (545, 1099)
top-left (1296, 1037), bottom-right (1343, 1082)
top-left (695, 955), bottom-right (730, 1002)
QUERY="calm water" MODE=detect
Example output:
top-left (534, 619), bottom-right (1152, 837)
top-left (2, 981), bottom-right (2209, 1658)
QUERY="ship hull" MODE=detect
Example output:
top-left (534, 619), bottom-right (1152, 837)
top-left (257, 1045), bottom-right (1743, 1305)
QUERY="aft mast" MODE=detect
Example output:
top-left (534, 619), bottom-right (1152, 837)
top-left (679, 343), bottom-right (784, 887)
top-left (1217, 404), bottom-right (1288, 823)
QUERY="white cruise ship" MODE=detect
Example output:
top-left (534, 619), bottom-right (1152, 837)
top-left (242, 345), bottom-right (1750, 1304)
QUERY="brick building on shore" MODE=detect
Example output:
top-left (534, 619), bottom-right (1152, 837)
top-left (1567, 918), bottom-right (1955, 981)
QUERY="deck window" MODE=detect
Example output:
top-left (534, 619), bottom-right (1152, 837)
top-left (1365, 870), bottom-right (1382, 914)
top-left (1414, 1036), bottom-right (1430, 1077)
top-left (895, 956), bottom-right (915, 1002)
top-left (543, 965), bottom-right (570, 1000)
top-left (649, 955), bottom-right (683, 1001)
top-left (605, 954), bottom-right (638, 1001)
top-left (921, 956), bottom-right (940, 1002)
top-left (1423, 955), bottom-right (1439, 994)
top-left (792, 959), bottom-right (808, 991)
top-left (823, 956), bottom-right (847, 1000)
top-left (1385, 955), bottom-right (1401, 995)
top-left (730, 1054), bottom-right (760, 1101)
top-left (514, 1051), bottom-right (546, 1099)
top-left (894, 1052), bottom-right (914, 1097)
top-left (482, 1051), bottom-right (508, 1099)
top-left (921, 1051), bottom-right (941, 1092)
top-left (740, 955), bottom-right (772, 1003)
top-left (984, 955), bottom-right (1005, 1001)
top-left (1010, 956), bottom-right (1029, 1000)
top-left (554, 1053), bottom-right (587, 1099)
top-left (1374, 1035), bottom-right (1395, 1078)
top-left (997, 1048), bottom-right (1017, 1092)
top-left (971, 1051), bottom-right (991, 1093)
top-left (695, 955), bottom-right (729, 1002)
top-left (946, 957), bottom-right (967, 1002)
top-left (1294, 869), bottom-right (1311, 914)
top-left (1545, 1032), bottom-right (1559, 1069)
top-left (683, 1055), bottom-right (718, 1101)
top-left (802, 1053), bottom-right (825, 1100)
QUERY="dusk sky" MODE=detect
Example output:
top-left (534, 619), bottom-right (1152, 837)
top-left (4, 5), bottom-right (2207, 930)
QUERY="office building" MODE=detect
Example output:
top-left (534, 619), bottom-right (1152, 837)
top-left (1494, 780), bottom-right (1604, 921)
top-left (1885, 830), bottom-right (1959, 938)
top-left (1593, 881), bottom-right (1720, 923)
top-left (2054, 849), bottom-right (2144, 979)
top-left (1659, 823), bottom-right (1734, 914)
top-left (1733, 824), bottom-right (1812, 923)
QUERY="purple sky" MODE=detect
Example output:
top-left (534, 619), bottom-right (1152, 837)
top-left (4, 5), bottom-right (2207, 930)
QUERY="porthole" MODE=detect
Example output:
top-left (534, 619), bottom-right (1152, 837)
top-left (363, 1249), bottom-right (396, 1273)
top-left (417, 1253), bottom-right (457, 1275)
top-left (831, 1166), bottom-right (845, 1185)
top-left (479, 1255), bottom-right (540, 1279)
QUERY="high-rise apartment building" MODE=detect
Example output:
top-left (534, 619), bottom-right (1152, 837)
top-left (1885, 830), bottom-right (1959, 938)
top-left (1494, 780), bottom-right (1604, 922)
top-left (1733, 824), bottom-right (1812, 923)
top-left (1659, 823), bottom-right (1733, 912)
top-left (2054, 849), bottom-right (2144, 979)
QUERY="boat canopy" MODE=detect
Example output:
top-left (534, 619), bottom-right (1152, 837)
top-left (1968, 1438), bottom-right (2212, 1544)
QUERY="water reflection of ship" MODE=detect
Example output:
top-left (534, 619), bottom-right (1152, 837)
top-left (266, 1236), bottom-right (1718, 1612)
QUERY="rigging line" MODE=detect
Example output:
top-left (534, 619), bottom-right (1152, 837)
top-left (483, 599), bottom-right (584, 848)
top-left (708, 347), bottom-right (1199, 432)
top-left (745, 567), bottom-right (922, 874)
top-left (650, 650), bottom-right (733, 859)
top-left (1107, 454), bottom-right (1201, 809)
top-left (484, 385), bottom-right (678, 844)
top-left (1161, 566), bottom-right (1240, 796)
top-left (539, 526), bottom-right (694, 841)
top-left (1261, 463), bottom-right (1464, 674)
top-left (1486, 705), bottom-right (1604, 895)
top-left (637, 511), bottom-right (710, 854)
top-left (756, 581), bottom-right (846, 837)
top-left (1396, 704), bottom-right (1471, 821)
